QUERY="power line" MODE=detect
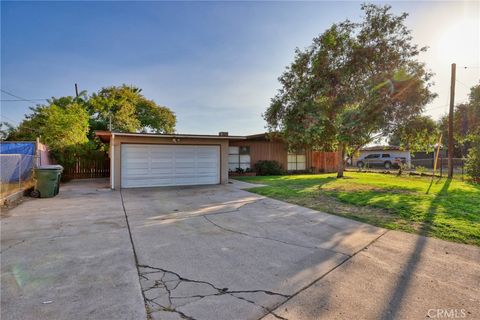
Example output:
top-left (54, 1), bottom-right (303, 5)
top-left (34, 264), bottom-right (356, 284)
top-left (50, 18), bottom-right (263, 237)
top-left (0, 89), bottom-right (48, 103)
top-left (455, 79), bottom-right (472, 90)
top-left (0, 114), bottom-right (42, 134)
top-left (1, 99), bottom-right (47, 102)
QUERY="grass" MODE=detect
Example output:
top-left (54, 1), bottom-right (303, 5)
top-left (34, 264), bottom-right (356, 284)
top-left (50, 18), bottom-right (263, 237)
top-left (0, 181), bottom-right (34, 199)
top-left (234, 172), bottom-right (480, 246)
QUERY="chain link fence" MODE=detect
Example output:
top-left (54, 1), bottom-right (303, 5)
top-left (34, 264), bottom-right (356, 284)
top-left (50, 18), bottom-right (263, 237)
top-left (0, 154), bottom-right (35, 198)
top-left (346, 157), bottom-right (466, 179)
top-left (410, 158), bottom-right (466, 176)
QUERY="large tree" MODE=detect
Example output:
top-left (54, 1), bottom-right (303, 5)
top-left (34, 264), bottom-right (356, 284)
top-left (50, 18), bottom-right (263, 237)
top-left (389, 115), bottom-right (439, 152)
top-left (5, 96), bottom-right (90, 151)
top-left (88, 85), bottom-right (176, 134)
top-left (438, 83), bottom-right (480, 157)
top-left (264, 4), bottom-right (436, 177)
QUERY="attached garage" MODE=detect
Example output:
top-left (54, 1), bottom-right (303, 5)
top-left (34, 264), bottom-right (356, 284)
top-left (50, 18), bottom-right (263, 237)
top-left (95, 131), bottom-right (245, 189)
top-left (121, 144), bottom-right (220, 188)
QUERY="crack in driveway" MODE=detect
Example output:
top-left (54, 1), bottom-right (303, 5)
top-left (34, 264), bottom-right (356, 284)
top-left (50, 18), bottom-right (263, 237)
top-left (138, 264), bottom-right (289, 320)
top-left (120, 188), bottom-right (386, 320)
top-left (202, 215), bottom-right (350, 257)
top-left (0, 239), bottom-right (26, 254)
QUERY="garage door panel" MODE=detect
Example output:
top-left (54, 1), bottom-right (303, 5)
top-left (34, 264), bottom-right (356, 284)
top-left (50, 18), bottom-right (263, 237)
top-left (150, 169), bottom-right (175, 175)
top-left (121, 144), bottom-right (220, 188)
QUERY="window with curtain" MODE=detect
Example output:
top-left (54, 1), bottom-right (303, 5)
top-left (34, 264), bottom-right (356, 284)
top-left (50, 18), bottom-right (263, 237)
top-left (228, 146), bottom-right (251, 171)
top-left (287, 152), bottom-right (306, 171)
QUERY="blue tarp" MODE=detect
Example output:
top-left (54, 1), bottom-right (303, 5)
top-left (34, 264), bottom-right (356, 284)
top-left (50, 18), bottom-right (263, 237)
top-left (0, 142), bottom-right (36, 183)
top-left (0, 142), bottom-right (35, 155)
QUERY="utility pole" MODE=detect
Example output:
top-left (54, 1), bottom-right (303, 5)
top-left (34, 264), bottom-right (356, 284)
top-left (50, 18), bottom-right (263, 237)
top-left (448, 63), bottom-right (456, 179)
top-left (75, 83), bottom-right (79, 98)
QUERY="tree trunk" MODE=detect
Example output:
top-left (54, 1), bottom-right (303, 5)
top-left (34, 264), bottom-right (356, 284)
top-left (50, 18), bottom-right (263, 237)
top-left (337, 143), bottom-right (345, 178)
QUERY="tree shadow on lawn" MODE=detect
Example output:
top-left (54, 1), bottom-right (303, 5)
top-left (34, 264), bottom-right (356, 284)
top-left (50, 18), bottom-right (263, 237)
top-left (323, 178), bottom-right (479, 243)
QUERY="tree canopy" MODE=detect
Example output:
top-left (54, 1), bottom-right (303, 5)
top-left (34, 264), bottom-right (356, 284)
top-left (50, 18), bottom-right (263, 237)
top-left (88, 85), bottom-right (176, 134)
top-left (264, 4), bottom-right (436, 177)
top-left (388, 115), bottom-right (439, 152)
top-left (438, 83), bottom-right (480, 157)
top-left (4, 85), bottom-right (176, 146)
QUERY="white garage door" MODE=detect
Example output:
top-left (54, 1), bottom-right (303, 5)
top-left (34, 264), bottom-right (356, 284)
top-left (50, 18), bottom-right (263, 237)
top-left (121, 144), bottom-right (220, 188)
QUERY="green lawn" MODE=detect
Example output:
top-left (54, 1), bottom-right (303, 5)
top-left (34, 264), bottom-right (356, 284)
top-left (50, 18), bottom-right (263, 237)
top-left (234, 172), bottom-right (480, 246)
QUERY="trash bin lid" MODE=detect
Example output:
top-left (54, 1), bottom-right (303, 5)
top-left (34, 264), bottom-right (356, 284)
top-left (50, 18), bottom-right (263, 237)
top-left (36, 165), bottom-right (64, 171)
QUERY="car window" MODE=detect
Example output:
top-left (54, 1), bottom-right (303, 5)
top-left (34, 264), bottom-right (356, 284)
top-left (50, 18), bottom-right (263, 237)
top-left (382, 154), bottom-right (390, 158)
top-left (365, 154), bottom-right (379, 159)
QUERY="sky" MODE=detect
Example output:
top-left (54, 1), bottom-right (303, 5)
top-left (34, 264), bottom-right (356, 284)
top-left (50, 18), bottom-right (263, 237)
top-left (1, 1), bottom-right (479, 136)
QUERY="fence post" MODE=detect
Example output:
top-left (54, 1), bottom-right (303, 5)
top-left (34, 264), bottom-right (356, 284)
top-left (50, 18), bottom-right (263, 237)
top-left (18, 155), bottom-right (22, 189)
top-left (440, 156), bottom-right (443, 178)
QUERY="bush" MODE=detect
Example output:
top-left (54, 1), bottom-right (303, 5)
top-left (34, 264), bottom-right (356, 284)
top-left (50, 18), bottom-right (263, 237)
top-left (465, 134), bottom-right (480, 183)
top-left (254, 160), bottom-right (284, 176)
top-left (415, 166), bottom-right (427, 174)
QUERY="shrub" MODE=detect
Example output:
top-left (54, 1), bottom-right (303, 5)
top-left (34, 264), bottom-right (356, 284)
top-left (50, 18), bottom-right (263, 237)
top-left (465, 134), bottom-right (480, 183)
top-left (254, 160), bottom-right (284, 176)
top-left (415, 166), bottom-right (427, 174)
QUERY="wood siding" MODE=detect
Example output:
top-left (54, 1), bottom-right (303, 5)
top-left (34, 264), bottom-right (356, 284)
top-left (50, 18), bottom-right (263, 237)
top-left (230, 140), bottom-right (289, 170)
top-left (230, 139), bottom-right (338, 173)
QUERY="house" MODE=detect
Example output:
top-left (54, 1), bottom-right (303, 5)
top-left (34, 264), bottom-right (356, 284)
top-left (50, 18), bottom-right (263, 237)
top-left (353, 146), bottom-right (411, 168)
top-left (95, 131), bottom-right (338, 189)
top-left (229, 133), bottom-right (338, 173)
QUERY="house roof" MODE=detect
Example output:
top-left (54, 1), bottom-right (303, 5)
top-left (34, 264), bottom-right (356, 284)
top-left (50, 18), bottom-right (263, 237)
top-left (360, 145), bottom-right (407, 152)
top-left (95, 131), bottom-right (246, 143)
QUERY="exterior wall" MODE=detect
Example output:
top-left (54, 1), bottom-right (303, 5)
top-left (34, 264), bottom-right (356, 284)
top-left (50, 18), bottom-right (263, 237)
top-left (36, 141), bottom-right (52, 166)
top-left (230, 139), bottom-right (339, 173)
top-left (110, 135), bottom-right (230, 189)
top-left (230, 139), bottom-right (290, 170)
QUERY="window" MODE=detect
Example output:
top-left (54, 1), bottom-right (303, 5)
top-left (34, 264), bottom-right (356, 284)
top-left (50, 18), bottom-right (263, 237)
top-left (288, 152), bottom-right (306, 171)
top-left (228, 146), bottom-right (250, 171)
top-left (365, 154), bottom-right (380, 159)
top-left (382, 154), bottom-right (390, 158)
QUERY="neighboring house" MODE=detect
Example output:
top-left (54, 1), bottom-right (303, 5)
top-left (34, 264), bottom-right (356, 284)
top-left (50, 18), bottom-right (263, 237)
top-left (354, 146), bottom-right (411, 168)
top-left (95, 131), bottom-right (338, 189)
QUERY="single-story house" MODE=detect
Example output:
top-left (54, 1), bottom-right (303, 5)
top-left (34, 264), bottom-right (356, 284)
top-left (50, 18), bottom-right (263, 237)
top-left (229, 133), bottom-right (338, 173)
top-left (95, 131), bottom-right (338, 189)
top-left (353, 146), bottom-right (411, 167)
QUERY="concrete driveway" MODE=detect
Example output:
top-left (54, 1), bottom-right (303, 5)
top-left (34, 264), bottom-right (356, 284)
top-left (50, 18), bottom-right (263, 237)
top-left (2, 179), bottom-right (479, 320)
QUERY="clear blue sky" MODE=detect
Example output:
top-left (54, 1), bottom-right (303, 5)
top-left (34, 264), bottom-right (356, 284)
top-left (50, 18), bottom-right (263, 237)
top-left (1, 1), bottom-right (479, 135)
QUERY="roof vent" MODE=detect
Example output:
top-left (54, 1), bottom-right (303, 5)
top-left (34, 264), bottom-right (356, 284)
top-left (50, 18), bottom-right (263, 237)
top-left (218, 132), bottom-right (229, 137)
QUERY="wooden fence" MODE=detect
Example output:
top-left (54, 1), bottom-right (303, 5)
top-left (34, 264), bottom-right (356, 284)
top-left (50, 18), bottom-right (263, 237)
top-left (63, 152), bottom-right (110, 179)
top-left (311, 151), bottom-right (338, 173)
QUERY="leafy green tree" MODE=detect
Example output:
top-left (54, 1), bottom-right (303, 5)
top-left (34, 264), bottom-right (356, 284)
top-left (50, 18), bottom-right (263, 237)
top-left (88, 85), bottom-right (176, 134)
top-left (41, 102), bottom-right (89, 151)
top-left (439, 83), bottom-right (480, 157)
top-left (389, 115), bottom-right (439, 152)
top-left (0, 122), bottom-right (17, 141)
top-left (465, 133), bottom-right (480, 183)
top-left (264, 4), bottom-right (436, 177)
top-left (4, 97), bottom-right (89, 151)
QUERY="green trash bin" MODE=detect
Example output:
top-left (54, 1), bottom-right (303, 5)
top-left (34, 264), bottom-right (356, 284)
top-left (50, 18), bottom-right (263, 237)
top-left (31, 165), bottom-right (64, 198)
